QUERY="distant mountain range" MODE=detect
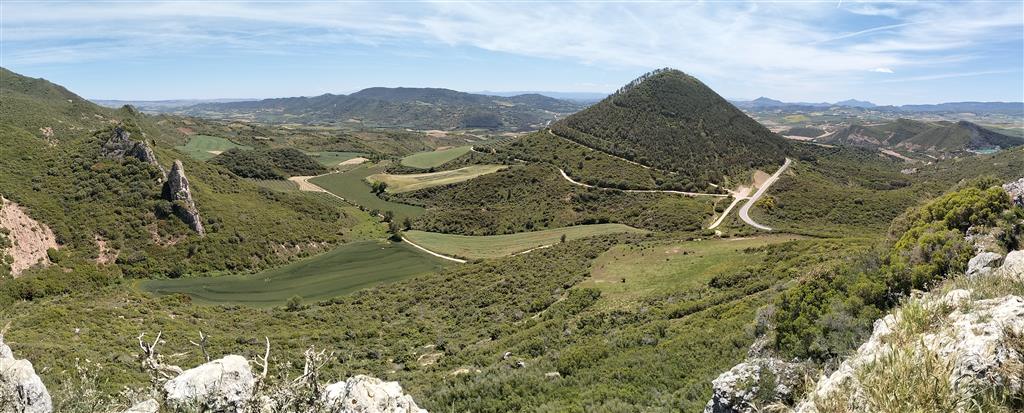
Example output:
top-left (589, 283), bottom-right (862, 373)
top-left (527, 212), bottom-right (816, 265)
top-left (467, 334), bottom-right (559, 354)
top-left (132, 88), bottom-right (585, 131)
top-left (812, 118), bottom-right (1024, 156)
top-left (93, 98), bottom-right (256, 111)
top-left (732, 97), bottom-right (1023, 114)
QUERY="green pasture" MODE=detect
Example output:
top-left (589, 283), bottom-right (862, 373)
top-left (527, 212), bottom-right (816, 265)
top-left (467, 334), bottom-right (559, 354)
top-left (402, 224), bottom-right (646, 260)
top-left (307, 151), bottom-right (367, 167)
top-left (140, 240), bottom-right (448, 306)
top-left (174, 135), bottom-right (252, 161)
top-left (399, 146), bottom-right (472, 168)
top-left (367, 164), bottom-right (507, 193)
top-left (309, 163), bottom-right (425, 222)
top-left (580, 234), bottom-right (805, 309)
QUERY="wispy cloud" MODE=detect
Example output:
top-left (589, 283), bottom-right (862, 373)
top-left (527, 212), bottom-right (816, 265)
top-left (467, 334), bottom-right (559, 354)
top-left (1, 1), bottom-right (1020, 100)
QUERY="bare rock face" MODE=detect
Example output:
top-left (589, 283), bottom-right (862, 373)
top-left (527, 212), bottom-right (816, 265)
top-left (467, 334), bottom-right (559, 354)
top-left (321, 375), bottom-right (427, 413)
top-left (1004, 177), bottom-right (1024, 207)
top-left (0, 336), bottom-right (53, 413)
top-left (102, 127), bottom-right (165, 177)
top-left (162, 160), bottom-right (205, 235)
top-left (704, 358), bottom-right (807, 413)
top-left (966, 251), bottom-right (1003, 277)
top-left (163, 355), bottom-right (254, 412)
top-left (121, 398), bottom-right (160, 413)
top-left (998, 250), bottom-right (1024, 282)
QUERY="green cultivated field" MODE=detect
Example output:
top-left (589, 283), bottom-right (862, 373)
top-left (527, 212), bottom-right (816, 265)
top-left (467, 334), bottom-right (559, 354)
top-left (174, 135), bottom-right (252, 160)
top-left (308, 151), bottom-right (367, 167)
top-left (403, 224), bottom-right (647, 259)
top-left (309, 163), bottom-right (425, 221)
top-left (367, 164), bottom-right (507, 193)
top-left (400, 146), bottom-right (472, 168)
top-left (141, 240), bottom-right (448, 306)
top-left (581, 234), bottom-right (805, 309)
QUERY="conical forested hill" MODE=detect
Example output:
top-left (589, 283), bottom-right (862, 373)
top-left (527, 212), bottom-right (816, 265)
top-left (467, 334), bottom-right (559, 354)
top-left (551, 68), bottom-right (789, 190)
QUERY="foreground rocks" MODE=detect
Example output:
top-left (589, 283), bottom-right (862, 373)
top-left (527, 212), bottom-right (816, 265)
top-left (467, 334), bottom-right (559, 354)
top-left (162, 160), bottom-right (205, 235)
top-left (0, 335), bottom-right (53, 413)
top-left (163, 355), bottom-right (254, 412)
top-left (321, 375), bottom-right (427, 413)
top-left (794, 253), bottom-right (1024, 412)
top-left (704, 358), bottom-right (808, 413)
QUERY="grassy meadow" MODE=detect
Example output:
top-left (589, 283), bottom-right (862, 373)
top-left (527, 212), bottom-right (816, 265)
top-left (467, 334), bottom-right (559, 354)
top-left (403, 224), bottom-right (647, 259)
top-left (140, 240), bottom-right (449, 306)
top-left (367, 164), bottom-right (507, 193)
top-left (580, 234), bottom-right (805, 309)
top-left (174, 134), bottom-right (253, 160)
top-left (307, 151), bottom-right (367, 167)
top-left (400, 145), bottom-right (473, 168)
top-left (309, 163), bottom-right (426, 222)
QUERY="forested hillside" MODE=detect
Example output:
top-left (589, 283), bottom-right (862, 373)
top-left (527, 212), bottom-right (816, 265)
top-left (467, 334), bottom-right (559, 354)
top-left (551, 68), bottom-right (790, 190)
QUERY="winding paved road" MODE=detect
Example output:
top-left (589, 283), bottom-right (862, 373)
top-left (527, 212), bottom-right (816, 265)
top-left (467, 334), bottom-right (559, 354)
top-left (737, 158), bottom-right (792, 231)
top-left (557, 168), bottom-right (729, 197)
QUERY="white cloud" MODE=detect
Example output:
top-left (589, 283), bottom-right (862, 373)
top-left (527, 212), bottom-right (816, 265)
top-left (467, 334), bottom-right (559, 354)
top-left (1, 1), bottom-right (1020, 96)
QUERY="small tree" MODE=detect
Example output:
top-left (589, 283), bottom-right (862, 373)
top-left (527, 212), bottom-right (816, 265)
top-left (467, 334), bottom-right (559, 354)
top-left (402, 216), bottom-right (413, 230)
top-left (285, 295), bottom-right (303, 311)
top-left (388, 221), bottom-right (402, 241)
top-left (560, 234), bottom-right (567, 243)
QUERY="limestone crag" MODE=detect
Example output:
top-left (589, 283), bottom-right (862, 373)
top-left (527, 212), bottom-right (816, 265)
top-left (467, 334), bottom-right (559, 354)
top-left (0, 335), bottom-right (53, 413)
top-left (162, 160), bottom-right (205, 235)
top-left (966, 251), bottom-right (1003, 277)
top-left (704, 358), bottom-right (808, 413)
top-left (321, 375), bottom-right (427, 413)
top-left (121, 399), bottom-right (160, 413)
top-left (794, 252), bottom-right (1024, 412)
top-left (102, 126), bottom-right (165, 178)
top-left (1004, 177), bottom-right (1024, 207)
top-left (163, 355), bottom-right (254, 412)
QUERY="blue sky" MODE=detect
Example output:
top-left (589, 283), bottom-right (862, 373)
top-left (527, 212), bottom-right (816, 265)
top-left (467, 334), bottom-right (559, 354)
top-left (2, 1), bottom-right (1022, 105)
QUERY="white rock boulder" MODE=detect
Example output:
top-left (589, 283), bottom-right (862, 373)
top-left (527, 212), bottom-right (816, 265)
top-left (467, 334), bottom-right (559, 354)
top-left (164, 355), bottom-right (255, 412)
top-left (966, 251), bottom-right (1003, 277)
top-left (321, 375), bottom-right (427, 413)
top-left (997, 250), bottom-right (1024, 281)
top-left (704, 358), bottom-right (807, 413)
top-left (122, 398), bottom-right (160, 413)
top-left (1004, 177), bottom-right (1024, 207)
top-left (0, 357), bottom-right (53, 413)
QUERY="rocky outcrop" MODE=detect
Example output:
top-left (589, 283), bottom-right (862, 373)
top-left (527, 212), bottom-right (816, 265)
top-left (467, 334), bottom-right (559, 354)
top-left (704, 358), bottom-right (808, 413)
top-left (321, 375), bottom-right (427, 413)
top-left (162, 160), bottom-right (205, 235)
top-left (1004, 177), bottom-right (1024, 207)
top-left (102, 126), bottom-right (165, 177)
top-left (0, 335), bottom-right (53, 413)
top-left (1000, 250), bottom-right (1024, 281)
top-left (163, 355), bottom-right (254, 412)
top-left (966, 251), bottom-right (1003, 277)
top-left (121, 398), bottom-right (160, 413)
top-left (794, 252), bottom-right (1024, 412)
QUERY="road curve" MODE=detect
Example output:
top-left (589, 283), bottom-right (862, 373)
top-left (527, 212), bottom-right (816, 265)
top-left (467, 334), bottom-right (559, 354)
top-left (400, 236), bottom-right (467, 263)
top-left (707, 196), bottom-right (745, 230)
top-left (737, 158), bottom-right (792, 231)
top-left (557, 168), bottom-right (729, 197)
